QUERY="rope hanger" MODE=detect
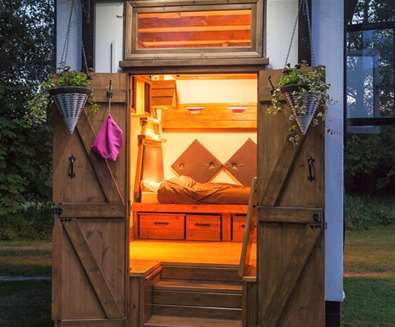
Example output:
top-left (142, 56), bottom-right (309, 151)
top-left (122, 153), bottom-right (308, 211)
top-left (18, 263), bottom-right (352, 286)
top-left (284, 0), bottom-right (314, 68)
top-left (58, 0), bottom-right (89, 74)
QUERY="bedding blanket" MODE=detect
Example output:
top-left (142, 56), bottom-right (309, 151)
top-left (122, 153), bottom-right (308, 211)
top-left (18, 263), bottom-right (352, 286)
top-left (157, 176), bottom-right (250, 204)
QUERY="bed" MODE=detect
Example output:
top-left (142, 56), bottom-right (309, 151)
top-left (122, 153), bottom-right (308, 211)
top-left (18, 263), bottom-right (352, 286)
top-left (132, 136), bottom-right (255, 242)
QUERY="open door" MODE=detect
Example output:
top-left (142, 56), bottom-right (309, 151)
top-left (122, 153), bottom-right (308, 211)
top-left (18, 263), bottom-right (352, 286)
top-left (256, 69), bottom-right (325, 327)
top-left (52, 73), bottom-right (129, 326)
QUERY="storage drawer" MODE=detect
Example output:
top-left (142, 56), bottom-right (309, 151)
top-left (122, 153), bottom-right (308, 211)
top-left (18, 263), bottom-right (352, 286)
top-left (232, 215), bottom-right (256, 242)
top-left (139, 214), bottom-right (185, 240)
top-left (186, 215), bottom-right (221, 241)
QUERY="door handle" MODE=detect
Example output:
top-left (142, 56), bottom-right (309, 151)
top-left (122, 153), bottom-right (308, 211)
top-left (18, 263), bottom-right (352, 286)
top-left (68, 155), bottom-right (76, 179)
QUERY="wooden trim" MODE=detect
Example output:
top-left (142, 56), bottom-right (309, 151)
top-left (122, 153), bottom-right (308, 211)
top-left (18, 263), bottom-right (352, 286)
top-left (59, 203), bottom-right (126, 218)
top-left (77, 113), bottom-right (125, 205)
top-left (239, 178), bottom-right (256, 277)
top-left (52, 218), bottom-right (63, 320)
top-left (58, 319), bottom-right (125, 327)
top-left (261, 226), bottom-right (322, 327)
top-left (120, 57), bottom-right (269, 68)
top-left (62, 220), bottom-right (123, 319)
top-left (132, 203), bottom-right (248, 214)
top-left (132, 0), bottom-right (258, 7)
top-left (243, 279), bottom-right (258, 327)
top-left (258, 206), bottom-right (322, 224)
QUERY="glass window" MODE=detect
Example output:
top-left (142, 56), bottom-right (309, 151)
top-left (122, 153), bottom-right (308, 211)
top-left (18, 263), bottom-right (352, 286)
top-left (347, 28), bottom-right (394, 118)
top-left (346, 0), bottom-right (395, 121)
top-left (136, 9), bottom-right (252, 49)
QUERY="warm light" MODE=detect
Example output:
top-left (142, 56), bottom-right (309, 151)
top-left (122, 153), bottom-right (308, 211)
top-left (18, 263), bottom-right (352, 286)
top-left (186, 106), bottom-right (205, 114)
top-left (228, 106), bottom-right (247, 113)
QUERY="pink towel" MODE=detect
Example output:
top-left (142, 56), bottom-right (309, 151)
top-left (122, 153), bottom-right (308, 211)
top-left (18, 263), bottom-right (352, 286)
top-left (92, 113), bottom-right (123, 161)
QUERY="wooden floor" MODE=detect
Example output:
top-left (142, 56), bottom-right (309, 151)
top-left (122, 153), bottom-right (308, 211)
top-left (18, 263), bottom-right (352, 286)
top-left (129, 240), bottom-right (256, 273)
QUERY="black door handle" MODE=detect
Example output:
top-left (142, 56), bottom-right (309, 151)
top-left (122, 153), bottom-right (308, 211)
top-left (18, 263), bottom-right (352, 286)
top-left (307, 157), bottom-right (316, 182)
top-left (68, 155), bottom-right (76, 179)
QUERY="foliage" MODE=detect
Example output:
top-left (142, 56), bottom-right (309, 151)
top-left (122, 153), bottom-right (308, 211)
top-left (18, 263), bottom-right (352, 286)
top-left (345, 125), bottom-right (395, 193)
top-left (27, 70), bottom-right (99, 118)
top-left (0, 0), bottom-right (55, 234)
top-left (345, 194), bottom-right (395, 230)
top-left (270, 64), bottom-right (331, 115)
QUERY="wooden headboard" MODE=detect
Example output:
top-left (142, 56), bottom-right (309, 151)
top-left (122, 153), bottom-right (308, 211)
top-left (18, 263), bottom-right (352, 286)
top-left (134, 135), bottom-right (164, 201)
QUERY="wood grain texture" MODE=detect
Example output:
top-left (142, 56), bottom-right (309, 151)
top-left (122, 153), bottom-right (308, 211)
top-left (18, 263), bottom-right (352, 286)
top-left (139, 213), bottom-right (185, 240)
top-left (52, 74), bottom-right (129, 325)
top-left (62, 220), bottom-right (122, 319)
top-left (186, 215), bottom-right (221, 241)
top-left (257, 69), bottom-right (325, 327)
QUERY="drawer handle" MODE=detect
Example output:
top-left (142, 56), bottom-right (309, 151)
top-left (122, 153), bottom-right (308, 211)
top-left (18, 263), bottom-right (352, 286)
top-left (195, 223), bottom-right (211, 227)
top-left (154, 222), bottom-right (169, 226)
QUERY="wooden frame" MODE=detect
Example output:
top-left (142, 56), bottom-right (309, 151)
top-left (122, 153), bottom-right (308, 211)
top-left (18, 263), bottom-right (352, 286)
top-left (122, 0), bottom-right (267, 67)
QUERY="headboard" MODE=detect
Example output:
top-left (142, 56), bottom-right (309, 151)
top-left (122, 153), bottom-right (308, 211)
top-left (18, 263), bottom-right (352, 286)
top-left (134, 135), bottom-right (164, 201)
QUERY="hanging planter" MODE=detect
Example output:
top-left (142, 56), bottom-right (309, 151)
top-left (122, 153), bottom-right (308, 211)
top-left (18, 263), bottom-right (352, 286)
top-left (28, 70), bottom-right (99, 135)
top-left (280, 83), bottom-right (321, 135)
top-left (270, 65), bottom-right (331, 137)
top-left (49, 86), bottom-right (91, 134)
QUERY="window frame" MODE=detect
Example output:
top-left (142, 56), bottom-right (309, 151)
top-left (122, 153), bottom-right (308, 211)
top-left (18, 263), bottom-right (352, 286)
top-left (123, 0), bottom-right (266, 64)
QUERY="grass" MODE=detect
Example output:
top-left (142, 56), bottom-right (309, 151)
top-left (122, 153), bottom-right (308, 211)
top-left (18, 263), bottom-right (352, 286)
top-left (0, 241), bottom-right (51, 276)
top-left (0, 281), bottom-right (51, 327)
top-left (0, 226), bottom-right (394, 326)
top-left (343, 224), bottom-right (395, 327)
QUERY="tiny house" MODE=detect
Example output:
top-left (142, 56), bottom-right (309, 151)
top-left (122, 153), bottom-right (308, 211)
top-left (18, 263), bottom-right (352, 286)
top-left (53, 1), bottom-right (344, 327)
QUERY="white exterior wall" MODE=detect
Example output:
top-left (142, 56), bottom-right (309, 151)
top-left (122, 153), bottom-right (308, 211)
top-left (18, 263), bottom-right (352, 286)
top-left (313, 0), bottom-right (345, 302)
top-left (56, 0), bottom-right (345, 302)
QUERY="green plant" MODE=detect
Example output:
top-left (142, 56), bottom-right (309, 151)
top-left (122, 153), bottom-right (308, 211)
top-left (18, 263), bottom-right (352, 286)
top-left (27, 70), bottom-right (99, 117)
top-left (270, 65), bottom-right (331, 114)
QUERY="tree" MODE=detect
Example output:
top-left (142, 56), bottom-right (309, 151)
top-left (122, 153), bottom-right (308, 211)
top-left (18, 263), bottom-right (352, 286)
top-left (0, 0), bottom-right (54, 238)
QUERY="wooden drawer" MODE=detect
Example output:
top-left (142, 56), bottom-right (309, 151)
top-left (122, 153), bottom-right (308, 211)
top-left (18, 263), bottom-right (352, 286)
top-left (186, 215), bottom-right (221, 241)
top-left (232, 215), bottom-right (256, 242)
top-left (139, 214), bottom-right (185, 240)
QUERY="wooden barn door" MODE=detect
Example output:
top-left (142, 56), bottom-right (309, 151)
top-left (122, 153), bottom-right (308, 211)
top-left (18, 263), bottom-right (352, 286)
top-left (256, 69), bottom-right (325, 327)
top-left (52, 74), bottom-right (129, 327)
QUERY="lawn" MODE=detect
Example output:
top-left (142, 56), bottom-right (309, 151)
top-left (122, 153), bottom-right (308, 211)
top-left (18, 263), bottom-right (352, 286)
top-left (0, 226), bottom-right (394, 326)
top-left (343, 224), bottom-right (395, 327)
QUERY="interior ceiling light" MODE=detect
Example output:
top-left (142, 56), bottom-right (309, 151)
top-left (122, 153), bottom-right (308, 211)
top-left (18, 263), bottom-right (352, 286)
top-left (228, 106), bottom-right (247, 113)
top-left (186, 106), bottom-right (205, 114)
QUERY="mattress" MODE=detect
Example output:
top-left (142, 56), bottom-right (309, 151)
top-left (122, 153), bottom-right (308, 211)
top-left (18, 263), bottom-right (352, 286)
top-left (157, 176), bottom-right (250, 204)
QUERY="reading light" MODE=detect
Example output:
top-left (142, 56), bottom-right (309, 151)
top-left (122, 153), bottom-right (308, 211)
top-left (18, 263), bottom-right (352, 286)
top-left (186, 106), bottom-right (205, 114)
top-left (228, 106), bottom-right (247, 113)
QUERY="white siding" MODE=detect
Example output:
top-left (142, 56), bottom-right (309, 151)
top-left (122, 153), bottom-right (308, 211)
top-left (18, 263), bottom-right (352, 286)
top-left (95, 1), bottom-right (124, 73)
top-left (266, 0), bottom-right (299, 69)
top-left (313, 0), bottom-right (345, 302)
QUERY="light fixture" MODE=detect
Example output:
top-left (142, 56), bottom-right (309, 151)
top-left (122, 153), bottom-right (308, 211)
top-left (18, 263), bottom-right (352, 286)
top-left (228, 106), bottom-right (247, 113)
top-left (186, 106), bottom-right (205, 114)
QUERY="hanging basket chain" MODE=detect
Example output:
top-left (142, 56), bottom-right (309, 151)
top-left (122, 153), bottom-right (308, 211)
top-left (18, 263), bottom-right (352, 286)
top-left (303, 0), bottom-right (314, 66)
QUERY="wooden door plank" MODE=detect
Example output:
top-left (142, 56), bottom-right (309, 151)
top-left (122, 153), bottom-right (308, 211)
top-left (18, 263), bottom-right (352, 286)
top-left (77, 112), bottom-right (124, 205)
top-left (60, 203), bottom-right (125, 218)
top-left (62, 219), bottom-right (123, 319)
top-left (258, 207), bottom-right (322, 224)
top-left (59, 319), bottom-right (125, 327)
top-left (260, 138), bottom-right (306, 206)
top-left (262, 226), bottom-right (322, 327)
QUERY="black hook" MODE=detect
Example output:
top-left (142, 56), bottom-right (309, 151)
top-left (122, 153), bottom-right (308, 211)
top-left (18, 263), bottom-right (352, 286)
top-left (107, 80), bottom-right (113, 99)
top-left (307, 157), bottom-right (316, 182)
top-left (68, 155), bottom-right (76, 179)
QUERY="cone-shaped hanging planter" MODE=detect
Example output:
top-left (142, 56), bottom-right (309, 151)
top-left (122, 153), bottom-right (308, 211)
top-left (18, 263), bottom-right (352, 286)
top-left (281, 85), bottom-right (320, 135)
top-left (49, 86), bottom-right (91, 134)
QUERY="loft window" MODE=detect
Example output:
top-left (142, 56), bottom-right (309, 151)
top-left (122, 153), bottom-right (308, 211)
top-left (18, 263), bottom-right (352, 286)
top-left (124, 0), bottom-right (265, 63)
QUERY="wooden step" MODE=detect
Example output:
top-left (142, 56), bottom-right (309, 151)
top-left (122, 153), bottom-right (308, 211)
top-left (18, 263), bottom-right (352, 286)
top-left (151, 304), bottom-right (242, 320)
top-left (153, 280), bottom-right (242, 308)
top-left (145, 315), bottom-right (242, 327)
top-left (160, 264), bottom-right (241, 282)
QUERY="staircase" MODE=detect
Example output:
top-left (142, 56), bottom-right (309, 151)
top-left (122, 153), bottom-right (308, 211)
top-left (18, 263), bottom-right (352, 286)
top-left (144, 264), bottom-right (243, 327)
